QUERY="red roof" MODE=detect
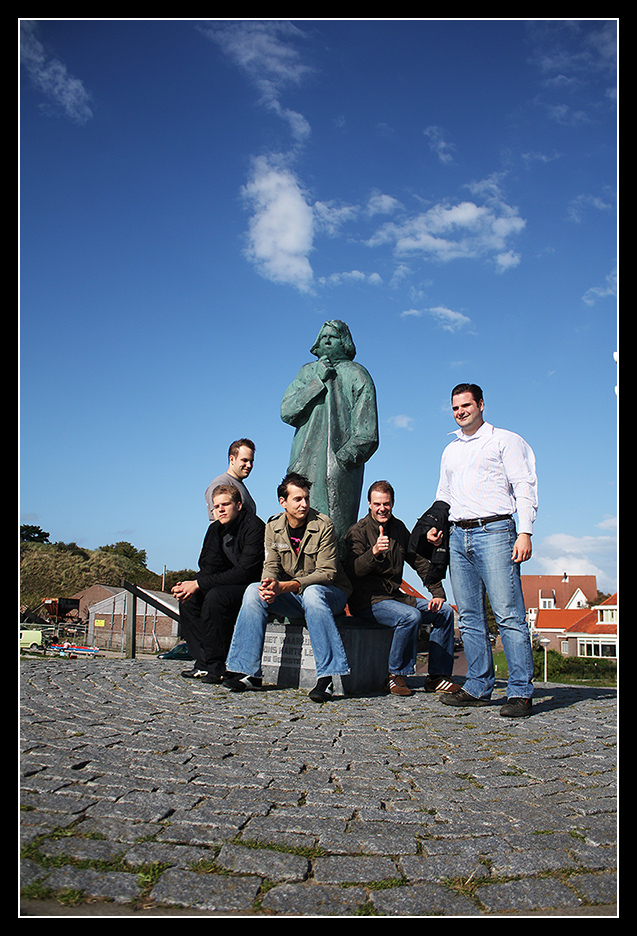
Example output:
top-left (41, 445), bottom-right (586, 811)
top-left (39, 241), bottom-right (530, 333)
top-left (535, 593), bottom-right (617, 636)
top-left (535, 609), bottom-right (589, 630)
top-left (521, 574), bottom-right (597, 609)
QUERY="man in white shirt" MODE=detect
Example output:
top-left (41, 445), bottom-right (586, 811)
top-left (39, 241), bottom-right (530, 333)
top-left (428, 384), bottom-right (538, 717)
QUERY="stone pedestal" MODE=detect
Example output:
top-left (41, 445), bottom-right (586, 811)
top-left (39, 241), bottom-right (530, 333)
top-left (261, 616), bottom-right (394, 695)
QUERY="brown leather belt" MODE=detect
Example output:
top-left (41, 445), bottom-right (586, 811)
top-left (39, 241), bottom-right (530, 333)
top-left (451, 514), bottom-right (512, 529)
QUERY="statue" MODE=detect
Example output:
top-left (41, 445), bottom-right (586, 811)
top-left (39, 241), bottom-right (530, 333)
top-left (281, 320), bottom-right (379, 548)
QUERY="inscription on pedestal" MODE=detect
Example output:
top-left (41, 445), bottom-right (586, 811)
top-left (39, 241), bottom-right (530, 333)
top-left (262, 623), bottom-right (316, 689)
top-left (260, 617), bottom-right (394, 694)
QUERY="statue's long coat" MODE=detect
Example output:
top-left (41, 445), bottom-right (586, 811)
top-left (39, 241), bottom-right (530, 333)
top-left (281, 358), bottom-right (379, 547)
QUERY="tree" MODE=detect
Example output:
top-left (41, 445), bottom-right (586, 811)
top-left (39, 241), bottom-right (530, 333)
top-left (20, 525), bottom-right (50, 543)
top-left (98, 542), bottom-right (148, 567)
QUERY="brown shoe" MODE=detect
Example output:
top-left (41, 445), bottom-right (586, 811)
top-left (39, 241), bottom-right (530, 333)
top-left (425, 675), bottom-right (462, 694)
top-left (386, 674), bottom-right (414, 697)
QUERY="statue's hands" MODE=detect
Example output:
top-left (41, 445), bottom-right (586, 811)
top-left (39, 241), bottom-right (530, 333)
top-left (316, 356), bottom-right (336, 381)
top-left (335, 444), bottom-right (358, 468)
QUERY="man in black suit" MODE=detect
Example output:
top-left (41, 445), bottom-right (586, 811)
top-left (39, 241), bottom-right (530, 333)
top-left (172, 484), bottom-right (265, 684)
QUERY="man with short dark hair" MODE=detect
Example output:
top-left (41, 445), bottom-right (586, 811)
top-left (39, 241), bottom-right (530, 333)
top-left (223, 473), bottom-right (351, 703)
top-left (345, 481), bottom-right (458, 697)
top-left (428, 383), bottom-right (538, 717)
top-left (205, 439), bottom-right (257, 521)
top-left (173, 484), bottom-right (265, 683)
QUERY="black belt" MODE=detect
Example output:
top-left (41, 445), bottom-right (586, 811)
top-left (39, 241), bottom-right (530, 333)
top-left (451, 514), bottom-right (512, 529)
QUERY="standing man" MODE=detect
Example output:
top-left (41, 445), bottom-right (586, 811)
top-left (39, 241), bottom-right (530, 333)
top-left (223, 473), bottom-right (351, 703)
top-left (205, 439), bottom-right (257, 521)
top-left (428, 384), bottom-right (538, 717)
top-left (173, 485), bottom-right (265, 684)
top-left (345, 481), bottom-right (458, 698)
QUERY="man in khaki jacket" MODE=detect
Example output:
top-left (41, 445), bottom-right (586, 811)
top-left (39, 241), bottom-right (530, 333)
top-left (224, 472), bottom-right (351, 702)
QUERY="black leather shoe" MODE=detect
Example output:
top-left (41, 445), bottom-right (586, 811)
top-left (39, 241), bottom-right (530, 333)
top-left (440, 688), bottom-right (490, 707)
top-left (308, 676), bottom-right (334, 703)
top-left (500, 697), bottom-right (533, 717)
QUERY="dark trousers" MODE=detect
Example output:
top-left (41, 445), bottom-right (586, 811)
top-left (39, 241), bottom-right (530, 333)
top-left (179, 584), bottom-right (246, 675)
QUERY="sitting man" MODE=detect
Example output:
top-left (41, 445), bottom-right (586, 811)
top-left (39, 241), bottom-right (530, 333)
top-left (344, 480), bottom-right (459, 697)
top-left (223, 472), bottom-right (351, 702)
top-left (172, 485), bottom-right (265, 684)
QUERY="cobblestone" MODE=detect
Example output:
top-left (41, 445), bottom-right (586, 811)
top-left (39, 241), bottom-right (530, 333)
top-left (20, 657), bottom-right (618, 916)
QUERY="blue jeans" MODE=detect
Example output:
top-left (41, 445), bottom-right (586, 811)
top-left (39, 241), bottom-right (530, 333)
top-left (449, 519), bottom-right (533, 700)
top-left (358, 598), bottom-right (456, 676)
top-left (225, 582), bottom-right (350, 679)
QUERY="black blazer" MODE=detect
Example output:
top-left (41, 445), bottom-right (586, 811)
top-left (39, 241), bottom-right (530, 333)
top-left (408, 500), bottom-right (450, 586)
top-left (196, 509), bottom-right (265, 593)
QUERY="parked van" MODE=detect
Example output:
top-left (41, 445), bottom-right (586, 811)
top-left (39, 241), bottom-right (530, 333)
top-left (20, 629), bottom-right (43, 650)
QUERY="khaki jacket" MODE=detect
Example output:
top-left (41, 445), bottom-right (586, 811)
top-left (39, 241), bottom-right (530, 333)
top-left (263, 508), bottom-right (352, 598)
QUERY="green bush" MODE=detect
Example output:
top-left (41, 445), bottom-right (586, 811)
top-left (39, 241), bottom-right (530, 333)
top-left (494, 649), bottom-right (617, 685)
top-left (532, 648), bottom-right (616, 681)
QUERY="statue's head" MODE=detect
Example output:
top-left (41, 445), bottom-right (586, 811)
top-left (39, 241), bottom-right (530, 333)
top-left (310, 320), bottom-right (356, 362)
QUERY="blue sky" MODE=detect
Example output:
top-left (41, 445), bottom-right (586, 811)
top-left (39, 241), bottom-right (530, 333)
top-left (20, 19), bottom-right (618, 596)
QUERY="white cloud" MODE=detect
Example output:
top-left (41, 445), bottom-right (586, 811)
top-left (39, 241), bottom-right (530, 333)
top-left (428, 306), bottom-right (472, 331)
top-left (241, 156), bottom-right (315, 292)
top-left (494, 250), bottom-right (522, 272)
top-left (533, 527), bottom-right (617, 593)
top-left (388, 414), bottom-right (415, 431)
top-left (400, 305), bottom-right (473, 332)
top-left (314, 200), bottom-right (359, 236)
top-left (582, 267), bottom-right (617, 306)
top-left (567, 191), bottom-right (614, 223)
top-left (527, 21), bottom-right (617, 125)
top-left (367, 191), bottom-right (402, 216)
top-left (320, 270), bottom-right (382, 287)
top-left (20, 21), bottom-right (93, 124)
top-left (368, 176), bottom-right (526, 270)
top-left (202, 20), bottom-right (312, 142)
top-left (423, 125), bottom-right (456, 164)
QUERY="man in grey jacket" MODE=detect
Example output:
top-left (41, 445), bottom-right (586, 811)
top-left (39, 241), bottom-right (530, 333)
top-left (204, 438), bottom-right (257, 521)
top-left (224, 473), bottom-right (351, 702)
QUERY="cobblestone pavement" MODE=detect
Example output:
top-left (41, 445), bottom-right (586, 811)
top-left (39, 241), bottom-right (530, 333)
top-left (20, 657), bottom-right (618, 917)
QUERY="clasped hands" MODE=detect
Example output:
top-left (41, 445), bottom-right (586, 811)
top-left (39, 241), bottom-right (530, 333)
top-left (258, 577), bottom-right (300, 604)
top-left (171, 580), bottom-right (199, 601)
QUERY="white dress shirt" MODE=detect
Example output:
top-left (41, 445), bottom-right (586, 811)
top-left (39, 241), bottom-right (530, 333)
top-left (435, 421), bottom-right (538, 535)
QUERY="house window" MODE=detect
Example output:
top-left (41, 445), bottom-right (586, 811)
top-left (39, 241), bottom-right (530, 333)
top-left (560, 640), bottom-right (569, 654)
top-left (577, 638), bottom-right (617, 659)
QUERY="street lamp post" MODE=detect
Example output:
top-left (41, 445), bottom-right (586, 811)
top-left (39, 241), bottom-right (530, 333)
top-left (539, 637), bottom-right (551, 683)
